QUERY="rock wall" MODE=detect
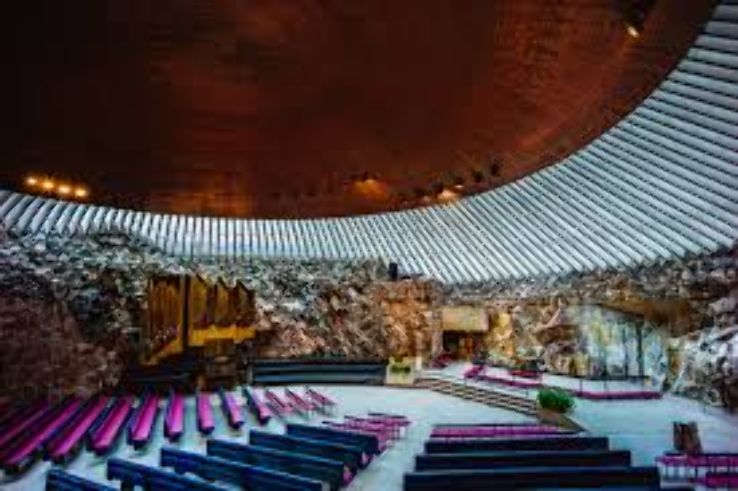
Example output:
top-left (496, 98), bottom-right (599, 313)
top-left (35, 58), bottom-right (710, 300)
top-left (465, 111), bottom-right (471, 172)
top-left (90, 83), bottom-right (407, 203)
top-left (445, 248), bottom-right (738, 406)
top-left (0, 233), bottom-right (439, 398)
top-left (0, 228), bottom-right (735, 407)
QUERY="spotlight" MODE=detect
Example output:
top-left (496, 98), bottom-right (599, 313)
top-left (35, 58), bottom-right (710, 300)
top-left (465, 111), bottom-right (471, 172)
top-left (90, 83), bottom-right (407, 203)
top-left (25, 176), bottom-right (39, 187)
top-left (57, 184), bottom-right (72, 196)
top-left (41, 179), bottom-right (55, 191)
top-left (74, 187), bottom-right (89, 198)
top-left (626, 23), bottom-right (641, 38)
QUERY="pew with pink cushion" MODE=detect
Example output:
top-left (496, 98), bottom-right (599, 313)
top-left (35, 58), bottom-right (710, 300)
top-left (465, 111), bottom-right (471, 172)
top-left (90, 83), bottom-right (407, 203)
top-left (219, 389), bottom-right (244, 430)
top-left (2, 398), bottom-right (83, 474)
top-left (695, 472), bottom-right (738, 489)
top-left (164, 392), bottom-right (185, 442)
top-left (305, 388), bottom-right (336, 413)
top-left (344, 416), bottom-right (404, 439)
top-left (46, 396), bottom-right (110, 463)
top-left (89, 396), bottom-right (134, 456)
top-left (285, 388), bottom-right (316, 415)
top-left (0, 400), bottom-right (52, 452)
top-left (128, 393), bottom-right (160, 449)
top-left (197, 392), bottom-right (215, 435)
top-left (323, 422), bottom-right (392, 451)
top-left (656, 452), bottom-right (738, 479)
top-left (463, 364), bottom-right (485, 379)
top-left (243, 386), bottom-right (272, 425)
top-left (572, 389), bottom-right (662, 400)
top-left (264, 389), bottom-right (293, 417)
top-left (431, 426), bottom-right (570, 439)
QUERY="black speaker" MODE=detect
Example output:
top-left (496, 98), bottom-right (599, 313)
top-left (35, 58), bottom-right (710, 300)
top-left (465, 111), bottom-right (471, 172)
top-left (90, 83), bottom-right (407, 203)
top-left (388, 262), bottom-right (399, 281)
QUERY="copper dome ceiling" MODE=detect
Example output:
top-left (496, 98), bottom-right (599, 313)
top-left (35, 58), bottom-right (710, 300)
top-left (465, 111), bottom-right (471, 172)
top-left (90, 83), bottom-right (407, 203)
top-left (1, 0), bottom-right (716, 218)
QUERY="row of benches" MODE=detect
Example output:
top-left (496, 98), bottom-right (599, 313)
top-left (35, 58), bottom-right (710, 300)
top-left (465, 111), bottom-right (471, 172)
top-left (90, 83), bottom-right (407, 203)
top-left (0, 387), bottom-right (338, 475)
top-left (404, 423), bottom-right (674, 490)
top-left (47, 418), bottom-right (408, 491)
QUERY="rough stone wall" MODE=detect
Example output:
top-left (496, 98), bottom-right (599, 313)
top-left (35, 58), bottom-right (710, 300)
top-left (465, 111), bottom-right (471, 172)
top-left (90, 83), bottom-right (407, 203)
top-left (445, 248), bottom-right (738, 406)
top-left (0, 229), bottom-right (735, 407)
top-left (0, 233), bottom-right (440, 398)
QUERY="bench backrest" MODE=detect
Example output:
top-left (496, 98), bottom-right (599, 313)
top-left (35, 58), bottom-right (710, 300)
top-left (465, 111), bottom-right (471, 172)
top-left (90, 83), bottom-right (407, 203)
top-left (46, 468), bottom-right (115, 491)
top-left (108, 457), bottom-right (223, 490)
top-left (208, 438), bottom-right (343, 490)
top-left (249, 430), bottom-right (362, 470)
top-left (425, 436), bottom-right (609, 453)
top-left (415, 449), bottom-right (632, 470)
top-left (404, 466), bottom-right (660, 490)
top-left (287, 423), bottom-right (380, 455)
top-left (160, 447), bottom-right (325, 491)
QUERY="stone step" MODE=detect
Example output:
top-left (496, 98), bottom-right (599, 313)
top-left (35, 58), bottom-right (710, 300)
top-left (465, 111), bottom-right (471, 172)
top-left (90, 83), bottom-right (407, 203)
top-left (415, 377), bottom-right (537, 416)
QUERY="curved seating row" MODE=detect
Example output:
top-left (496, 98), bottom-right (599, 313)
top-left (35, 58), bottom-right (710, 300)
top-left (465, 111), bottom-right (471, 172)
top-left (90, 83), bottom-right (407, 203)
top-left (252, 358), bottom-right (386, 385)
top-left (406, 424), bottom-right (669, 490)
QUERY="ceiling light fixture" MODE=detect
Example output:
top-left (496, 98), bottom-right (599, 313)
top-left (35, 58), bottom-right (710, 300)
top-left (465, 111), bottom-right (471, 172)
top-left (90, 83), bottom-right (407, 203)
top-left (74, 187), bottom-right (89, 198)
top-left (57, 184), bottom-right (72, 195)
top-left (41, 179), bottom-right (55, 191)
top-left (25, 176), bottom-right (39, 187)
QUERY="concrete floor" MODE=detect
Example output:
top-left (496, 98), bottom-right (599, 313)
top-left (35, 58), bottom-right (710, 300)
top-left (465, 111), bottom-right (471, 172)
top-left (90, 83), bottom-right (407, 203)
top-left (0, 386), bottom-right (533, 491)
top-left (3, 375), bottom-right (738, 490)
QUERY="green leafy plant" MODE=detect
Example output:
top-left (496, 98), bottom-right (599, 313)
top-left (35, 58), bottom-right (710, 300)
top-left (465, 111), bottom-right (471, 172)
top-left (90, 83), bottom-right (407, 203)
top-left (537, 388), bottom-right (575, 413)
top-left (389, 362), bottom-right (412, 374)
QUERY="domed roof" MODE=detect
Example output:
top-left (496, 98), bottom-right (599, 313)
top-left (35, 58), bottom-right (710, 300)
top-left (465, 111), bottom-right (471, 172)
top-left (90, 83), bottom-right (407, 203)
top-left (0, 0), bottom-right (715, 217)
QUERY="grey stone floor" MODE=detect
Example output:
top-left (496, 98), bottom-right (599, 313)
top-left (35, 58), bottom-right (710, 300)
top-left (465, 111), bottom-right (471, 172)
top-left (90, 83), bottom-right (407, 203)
top-left (0, 386), bottom-right (532, 491)
top-left (2, 377), bottom-right (738, 490)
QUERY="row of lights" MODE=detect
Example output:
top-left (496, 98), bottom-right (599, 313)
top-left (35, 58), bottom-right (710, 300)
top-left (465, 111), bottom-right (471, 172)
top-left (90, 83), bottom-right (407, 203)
top-left (25, 175), bottom-right (89, 199)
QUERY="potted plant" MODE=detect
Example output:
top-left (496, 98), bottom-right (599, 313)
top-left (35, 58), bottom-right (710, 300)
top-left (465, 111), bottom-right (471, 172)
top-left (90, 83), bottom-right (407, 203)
top-left (536, 387), bottom-right (578, 429)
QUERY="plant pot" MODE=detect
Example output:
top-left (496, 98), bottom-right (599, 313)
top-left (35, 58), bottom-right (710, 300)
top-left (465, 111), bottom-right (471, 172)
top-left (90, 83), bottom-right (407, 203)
top-left (536, 407), bottom-right (584, 432)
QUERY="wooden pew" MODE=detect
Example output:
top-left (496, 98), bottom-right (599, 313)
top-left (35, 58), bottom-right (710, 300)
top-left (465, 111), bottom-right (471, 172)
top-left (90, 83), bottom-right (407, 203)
top-left (0, 399), bottom-right (52, 451)
top-left (46, 468), bottom-right (116, 491)
top-left (208, 438), bottom-right (346, 490)
top-left (107, 457), bottom-right (225, 490)
top-left (197, 392), bottom-right (215, 435)
top-left (164, 391), bottom-right (185, 442)
top-left (425, 436), bottom-right (609, 454)
top-left (249, 430), bottom-right (363, 472)
top-left (287, 423), bottom-right (381, 457)
top-left (403, 466), bottom-right (661, 490)
top-left (415, 449), bottom-right (632, 470)
top-left (46, 396), bottom-right (111, 464)
top-left (243, 387), bottom-right (272, 425)
top-left (264, 389), bottom-right (294, 417)
top-left (305, 388), bottom-right (336, 414)
top-left (160, 447), bottom-right (326, 491)
top-left (88, 396), bottom-right (134, 456)
top-left (128, 392), bottom-right (160, 449)
top-left (2, 398), bottom-right (84, 474)
top-left (218, 389), bottom-right (244, 430)
top-left (284, 388), bottom-right (316, 415)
